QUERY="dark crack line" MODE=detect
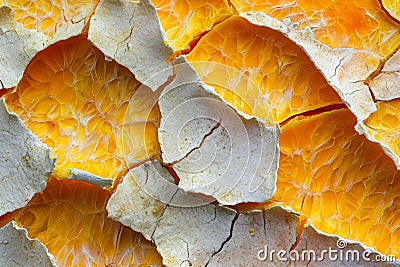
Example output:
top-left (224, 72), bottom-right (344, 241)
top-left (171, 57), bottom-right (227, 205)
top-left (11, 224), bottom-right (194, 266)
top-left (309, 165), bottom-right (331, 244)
top-left (289, 217), bottom-right (307, 252)
top-left (144, 171), bottom-right (149, 185)
top-left (366, 84), bottom-right (377, 103)
top-left (150, 189), bottom-right (179, 242)
top-left (82, 0), bottom-right (102, 35)
top-left (169, 14), bottom-right (234, 61)
top-left (262, 209), bottom-right (267, 235)
top-left (170, 121), bottom-right (222, 165)
top-left (125, 6), bottom-right (137, 44)
top-left (349, 80), bottom-right (367, 84)
top-left (114, 5), bottom-right (137, 58)
top-left (111, 156), bottom-right (155, 191)
top-left (299, 195), bottom-right (306, 214)
top-left (331, 56), bottom-right (346, 79)
top-left (162, 163), bottom-right (180, 184)
top-left (211, 205), bottom-right (217, 221)
top-left (365, 42), bottom-right (400, 85)
top-left (279, 104), bottom-right (347, 126)
top-left (154, 59), bottom-right (177, 96)
top-left (204, 212), bottom-right (239, 267)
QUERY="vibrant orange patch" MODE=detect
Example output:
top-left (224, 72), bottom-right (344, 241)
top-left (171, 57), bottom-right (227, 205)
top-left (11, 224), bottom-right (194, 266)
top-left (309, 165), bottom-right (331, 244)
top-left (186, 17), bottom-right (342, 123)
top-left (5, 36), bottom-right (160, 179)
top-left (1, 0), bottom-right (96, 35)
top-left (1, 179), bottom-right (163, 266)
top-left (153, 0), bottom-right (232, 51)
top-left (272, 109), bottom-right (400, 257)
top-left (363, 98), bottom-right (400, 164)
top-left (230, 0), bottom-right (400, 57)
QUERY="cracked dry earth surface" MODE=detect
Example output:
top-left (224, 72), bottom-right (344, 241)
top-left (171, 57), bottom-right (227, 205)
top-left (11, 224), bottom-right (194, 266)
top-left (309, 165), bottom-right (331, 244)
top-left (0, 0), bottom-right (400, 266)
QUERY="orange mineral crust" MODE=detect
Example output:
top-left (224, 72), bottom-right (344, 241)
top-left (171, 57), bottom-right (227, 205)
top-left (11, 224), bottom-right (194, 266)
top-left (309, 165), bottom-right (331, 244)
top-left (186, 16), bottom-right (342, 123)
top-left (230, 0), bottom-right (400, 57)
top-left (5, 36), bottom-right (160, 180)
top-left (0, 0), bottom-right (399, 265)
top-left (3, 179), bottom-right (163, 266)
top-left (363, 98), bottom-right (400, 165)
top-left (382, 0), bottom-right (400, 22)
top-left (152, 0), bottom-right (232, 52)
top-left (272, 108), bottom-right (400, 257)
top-left (0, 0), bottom-right (97, 35)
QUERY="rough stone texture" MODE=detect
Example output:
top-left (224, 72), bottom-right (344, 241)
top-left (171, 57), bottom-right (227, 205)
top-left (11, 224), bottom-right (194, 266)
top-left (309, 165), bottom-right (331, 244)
top-left (68, 168), bottom-right (113, 189)
top-left (88, 0), bottom-right (174, 91)
top-left (107, 161), bottom-right (237, 267)
top-left (158, 58), bottom-right (280, 205)
top-left (0, 6), bottom-right (85, 89)
top-left (0, 221), bottom-right (56, 267)
top-left (208, 207), bottom-right (400, 266)
top-left (0, 100), bottom-right (55, 216)
top-left (208, 207), bottom-right (298, 267)
top-left (0, 6), bottom-right (47, 89)
top-left (370, 49), bottom-right (400, 101)
top-left (290, 226), bottom-right (400, 266)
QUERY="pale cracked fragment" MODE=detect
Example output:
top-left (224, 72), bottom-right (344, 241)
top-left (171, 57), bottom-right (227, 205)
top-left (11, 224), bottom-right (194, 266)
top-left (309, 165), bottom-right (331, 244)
top-left (0, 6), bottom-right (85, 89)
top-left (0, 6), bottom-right (47, 89)
top-left (107, 161), bottom-right (237, 267)
top-left (0, 99), bottom-right (55, 216)
top-left (369, 49), bottom-right (400, 101)
top-left (158, 58), bottom-right (280, 205)
top-left (238, 14), bottom-right (400, 170)
top-left (88, 0), bottom-right (174, 91)
top-left (67, 168), bottom-right (113, 189)
top-left (208, 207), bottom-right (399, 267)
top-left (290, 227), bottom-right (400, 267)
top-left (240, 12), bottom-right (379, 123)
top-left (208, 207), bottom-right (298, 267)
top-left (0, 221), bottom-right (56, 267)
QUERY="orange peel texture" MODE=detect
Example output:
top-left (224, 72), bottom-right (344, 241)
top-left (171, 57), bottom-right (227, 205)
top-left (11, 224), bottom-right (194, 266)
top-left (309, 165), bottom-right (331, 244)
top-left (381, 0), bottom-right (400, 22)
top-left (272, 108), bottom-right (400, 257)
top-left (0, 0), bottom-right (399, 264)
top-left (363, 98), bottom-right (400, 165)
top-left (186, 16), bottom-right (342, 123)
top-left (3, 178), bottom-right (163, 266)
top-left (230, 0), bottom-right (400, 57)
top-left (5, 36), bottom-right (160, 179)
top-left (152, 0), bottom-right (232, 52)
top-left (1, 0), bottom-right (97, 35)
